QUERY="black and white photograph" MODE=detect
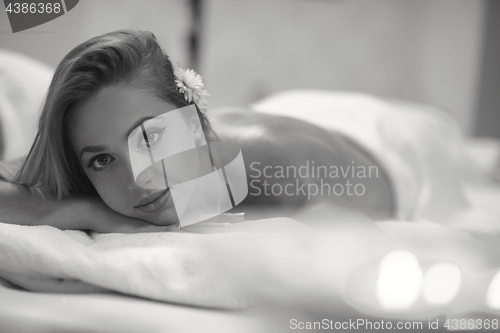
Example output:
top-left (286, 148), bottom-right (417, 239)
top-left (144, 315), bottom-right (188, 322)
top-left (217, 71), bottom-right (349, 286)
top-left (1, 0), bottom-right (500, 332)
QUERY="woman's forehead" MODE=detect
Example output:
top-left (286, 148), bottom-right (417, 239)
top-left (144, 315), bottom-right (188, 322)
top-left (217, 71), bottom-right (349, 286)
top-left (68, 86), bottom-right (177, 149)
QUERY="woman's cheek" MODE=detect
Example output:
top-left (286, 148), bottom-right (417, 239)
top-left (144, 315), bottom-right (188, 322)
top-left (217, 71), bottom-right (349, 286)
top-left (91, 176), bottom-right (128, 212)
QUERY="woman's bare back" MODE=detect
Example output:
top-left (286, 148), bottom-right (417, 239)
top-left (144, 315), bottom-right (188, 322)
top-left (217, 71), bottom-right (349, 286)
top-left (209, 107), bottom-right (395, 221)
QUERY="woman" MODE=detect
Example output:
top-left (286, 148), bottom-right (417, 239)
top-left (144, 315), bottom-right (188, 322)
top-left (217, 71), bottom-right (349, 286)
top-left (0, 30), bottom-right (425, 233)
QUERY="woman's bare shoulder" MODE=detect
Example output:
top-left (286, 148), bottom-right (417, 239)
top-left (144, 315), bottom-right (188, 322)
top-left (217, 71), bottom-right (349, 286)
top-left (209, 108), bottom-right (395, 219)
top-left (208, 108), bottom-right (358, 173)
top-left (209, 107), bottom-right (342, 147)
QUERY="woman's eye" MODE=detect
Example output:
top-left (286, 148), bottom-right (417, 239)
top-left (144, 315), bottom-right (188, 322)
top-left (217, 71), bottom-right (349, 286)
top-left (146, 132), bottom-right (160, 145)
top-left (138, 128), bottom-right (164, 148)
top-left (88, 155), bottom-right (114, 171)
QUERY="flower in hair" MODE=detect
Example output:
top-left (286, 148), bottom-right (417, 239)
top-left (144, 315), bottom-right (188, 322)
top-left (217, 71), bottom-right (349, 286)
top-left (174, 67), bottom-right (209, 113)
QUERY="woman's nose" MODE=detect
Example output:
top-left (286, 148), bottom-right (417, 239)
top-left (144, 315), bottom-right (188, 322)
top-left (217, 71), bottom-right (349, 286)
top-left (133, 163), bottom-right (167, 190)
top-left (134, 167), bottom-right (154, 189)
top-left (124, 149), bottom-right (156, 190)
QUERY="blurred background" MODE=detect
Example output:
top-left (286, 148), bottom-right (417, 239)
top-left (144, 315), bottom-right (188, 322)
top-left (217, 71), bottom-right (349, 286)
top-left (0, 0), bottom-right (498, 137)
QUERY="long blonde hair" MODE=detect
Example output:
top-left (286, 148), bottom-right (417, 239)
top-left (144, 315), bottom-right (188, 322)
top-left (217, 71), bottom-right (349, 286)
top-left (15, 30), bottom-right (212, 199)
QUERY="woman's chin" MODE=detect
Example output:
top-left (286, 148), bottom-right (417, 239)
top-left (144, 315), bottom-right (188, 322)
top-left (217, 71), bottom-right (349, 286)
top-left (141, 210), bottom-right (179, 226)
top-left (149, 219), bottom-right (178, 227)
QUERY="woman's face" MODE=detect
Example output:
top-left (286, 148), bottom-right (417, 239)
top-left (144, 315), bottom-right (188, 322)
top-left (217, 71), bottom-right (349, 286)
top-left (68, 85), bottom-right (180, 225)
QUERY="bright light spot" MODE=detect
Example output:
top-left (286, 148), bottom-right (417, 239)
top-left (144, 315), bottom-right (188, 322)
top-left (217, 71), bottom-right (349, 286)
top-left (423, 262), bottom-right (461, 305)
top-left (486, 269), bottom-right (500, 309)
top-left (376, 249), bottom-right (422, 309)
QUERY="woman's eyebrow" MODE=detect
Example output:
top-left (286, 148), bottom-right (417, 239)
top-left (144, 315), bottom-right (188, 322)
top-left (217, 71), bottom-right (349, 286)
top-left (126, 116), bottom-right (155, 139)
top-left (79, 116), bottom-right (156, 160)
top-left (79, 145), bottom-right (107, 160)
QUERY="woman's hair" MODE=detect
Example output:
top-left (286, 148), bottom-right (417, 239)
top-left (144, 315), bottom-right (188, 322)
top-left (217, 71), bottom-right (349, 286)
top-left (14, 30), bottom-right (212, 199)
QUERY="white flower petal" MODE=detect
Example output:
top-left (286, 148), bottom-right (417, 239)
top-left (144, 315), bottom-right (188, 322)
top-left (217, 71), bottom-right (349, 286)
top-left (174, 67), bottom-right (209, 111)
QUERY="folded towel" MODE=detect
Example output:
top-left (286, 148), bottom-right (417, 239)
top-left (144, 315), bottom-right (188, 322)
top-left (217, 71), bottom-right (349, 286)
top-left (0, 219), bottom-right (354, 309)
top-left (1, 217), bottom-right (499, 316)
top-left (0, 223), bottom-right (245, 308)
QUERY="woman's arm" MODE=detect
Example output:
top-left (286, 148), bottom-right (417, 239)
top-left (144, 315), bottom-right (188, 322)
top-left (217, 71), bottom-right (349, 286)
top-left (0, 159), bottom-right (168, 233)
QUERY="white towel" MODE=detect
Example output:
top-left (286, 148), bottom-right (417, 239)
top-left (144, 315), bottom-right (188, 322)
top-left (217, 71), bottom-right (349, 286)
top-left (0, 219), bottom-right (349, 309)
top-left (1, 217), bottom-right (499, 316)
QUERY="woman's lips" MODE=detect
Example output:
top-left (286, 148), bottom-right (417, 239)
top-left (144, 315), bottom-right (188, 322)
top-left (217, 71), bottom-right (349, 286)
top-left (135, 189), bottom-right (171, 213)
